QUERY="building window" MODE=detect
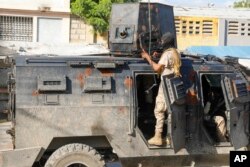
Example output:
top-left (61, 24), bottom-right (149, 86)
top-left (239, 21), bottom-right (250, 36)
top-left (0, 16), bottom-right (33, 41)
top-left (175, 19), bottom-right (181, 34)
top-left (175, 18), bottom-right (214, 36)
top-left (202, 20), bottom-right (213, 35)
top-left (228, 21), bottom-right (239, 36)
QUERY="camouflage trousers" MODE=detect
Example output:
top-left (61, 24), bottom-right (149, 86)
top-left (213, 116), bottom-right (226, 141)
top-left (154, 82), bottom-right (168, 133)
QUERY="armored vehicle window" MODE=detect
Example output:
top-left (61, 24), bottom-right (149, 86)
top-left (83, 76), bottom-right (112, 92)
top-left (37, 76), bottom-right (67, 92)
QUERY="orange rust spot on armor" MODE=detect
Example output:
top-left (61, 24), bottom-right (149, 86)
top-left (84, 68), bottom-right (92, 76)
top-left (76, 73), bottom-right (84, 89)
top-left (99, 69), bottom-right (114, 77)
top-left (124, 76), bottom-right (133, 89)
top-left (32, 90), bottom-right (39, 96)
top-left (186, 88), bottom-right (198, 105)
top-left (76, 68), bottom-right (93, 89)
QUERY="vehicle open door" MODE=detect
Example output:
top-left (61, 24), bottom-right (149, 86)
top-left (162, 76), bottom-right (186, 153)
top-left (221, 73), bottom-right (250, 149)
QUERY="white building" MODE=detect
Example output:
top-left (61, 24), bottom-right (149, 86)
top-left (0, 0), bottom-right (71, 44)
top-left (174, 6), bottom-right (250, 50)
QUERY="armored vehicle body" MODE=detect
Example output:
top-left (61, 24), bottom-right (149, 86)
top-left (0, 2), bottom-right (250, 167)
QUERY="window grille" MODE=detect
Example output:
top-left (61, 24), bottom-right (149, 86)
top-left (174, 19), bottom-right (181, 34)
top-left (202, 20), bottom-right (213, 35)
top-left (228, 21), bottom-right (239, 35)
top-left (0, 16), bottom-right (33, 41)
top-left (239, 21), bottom-right (250, 36)
top-left (175, 18), bottom-right (213, 36)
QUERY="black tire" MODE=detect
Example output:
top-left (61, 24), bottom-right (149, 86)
top-left (45, 143), bottom-right (105, 167)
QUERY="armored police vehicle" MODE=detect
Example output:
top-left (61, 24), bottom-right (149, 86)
top-left (0, 2), bottom-right (250, 167)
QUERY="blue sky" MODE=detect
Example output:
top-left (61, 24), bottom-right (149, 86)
top-left (143, 0), bottom-right (236, 7)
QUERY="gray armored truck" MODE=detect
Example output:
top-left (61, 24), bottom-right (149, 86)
top-left (0, 2), bottom-right (250, 167)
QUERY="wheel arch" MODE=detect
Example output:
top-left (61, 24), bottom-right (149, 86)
top-left (34, 135), bottom-right (112, 164)
top-left (46, 135), bottom-right (112, 151)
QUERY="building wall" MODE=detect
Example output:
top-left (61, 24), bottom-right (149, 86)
top-left (0, 0), bottom-right (70, 44)
top-left (0, 0), bottom-right (70, 12)
top-left (70, 15), bottom-right (108, 45)
top-left (223, 19), bottom-right (250, 46)
top-left (70, 16), bottom-right (94, 44)
top-left (175, 16), bottom-right (219, 50)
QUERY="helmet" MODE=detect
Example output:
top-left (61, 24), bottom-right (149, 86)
top-left (161, 32), bottom-right (175, 50)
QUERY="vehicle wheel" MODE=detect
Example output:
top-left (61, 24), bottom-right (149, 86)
top-left (45, 143), bottom-right (105, 167)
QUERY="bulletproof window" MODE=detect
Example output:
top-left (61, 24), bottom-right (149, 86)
top-left (83, 76), bottom-right (112, 92)
top-left (0, 15), bottom-right (33, 41)
top-left (223, 75), bottom-right (249, 102)
top-left (37, 76), bottom-right (67, 92)
top-left (233, 80), bottom-right (248, 97)
top-left (164, 77), bottom-right (185, 105)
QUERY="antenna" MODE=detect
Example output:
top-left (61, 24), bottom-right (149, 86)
top-left (147, 0), bottom-right (152, 54)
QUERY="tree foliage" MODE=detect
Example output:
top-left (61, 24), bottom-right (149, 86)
top-left (233, 0), bottom-right (250, 8)
top-left (71, 0), bottom-right (139, 34)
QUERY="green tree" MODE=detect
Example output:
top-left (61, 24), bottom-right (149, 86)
top-left (71, 0), bottom-right (139, 40)
top-left (233, 0), bottom-right (250, 8)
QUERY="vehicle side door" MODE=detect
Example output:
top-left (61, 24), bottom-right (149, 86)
top-left (162, 76), bottom-right (186, 153)
top-left (221, 73), bottom-right (250, 149)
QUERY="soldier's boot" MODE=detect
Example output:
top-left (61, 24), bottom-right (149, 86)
top-left (148, 131), bottom-right (162, 146)
top-left (165, 136), bottom-right (171, 146)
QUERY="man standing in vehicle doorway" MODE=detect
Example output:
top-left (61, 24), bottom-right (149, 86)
top-left (141, 32), bottom-right (182, 146)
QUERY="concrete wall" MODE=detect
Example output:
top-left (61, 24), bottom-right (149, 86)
top-left (0, 0), bottom-right (70, 44)
top-left (0, 0), bottom-right (70, 12)
top-left (70, 15), bottom-right (108, 45)
top-left (224, 19), bottom-right (250, 46)
top-left (70, 16), bottom-right (94, 44)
